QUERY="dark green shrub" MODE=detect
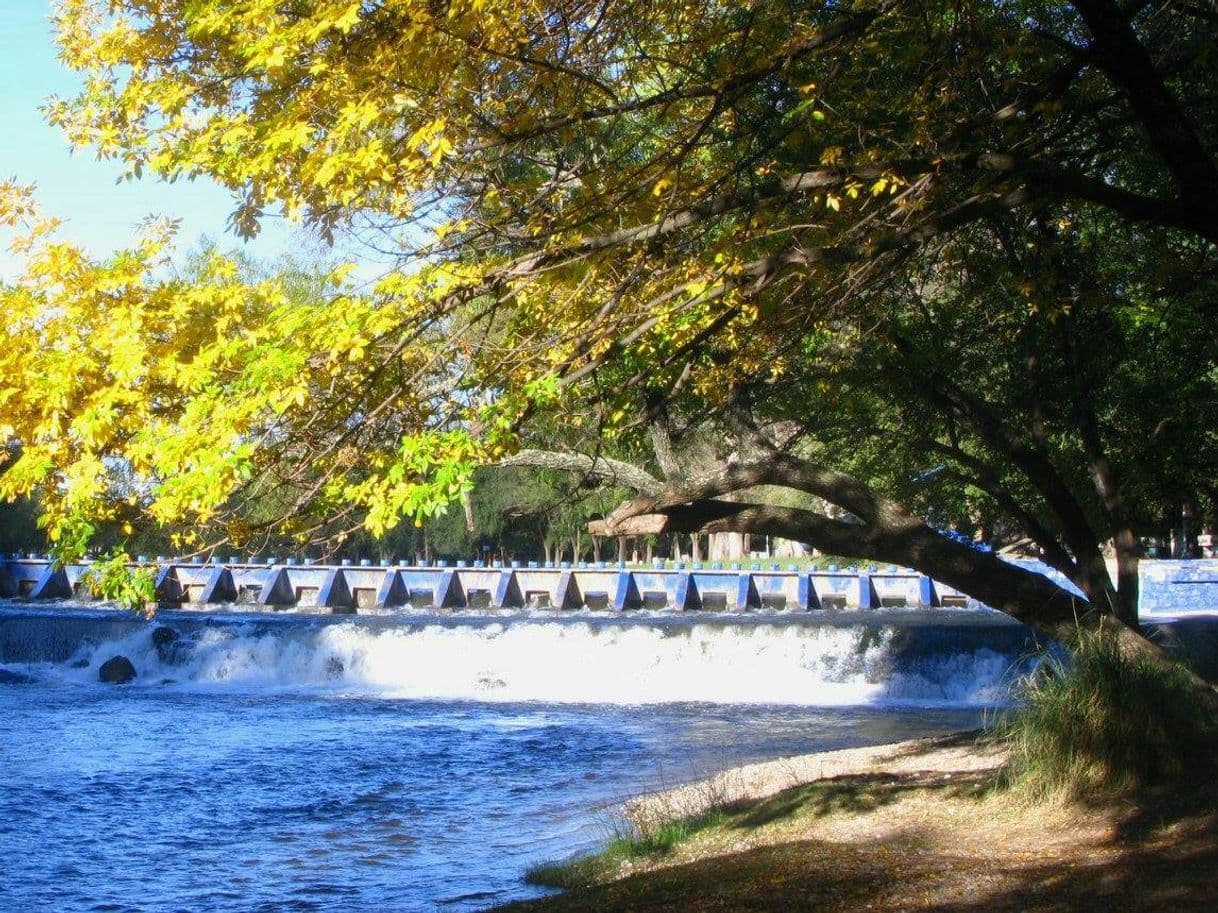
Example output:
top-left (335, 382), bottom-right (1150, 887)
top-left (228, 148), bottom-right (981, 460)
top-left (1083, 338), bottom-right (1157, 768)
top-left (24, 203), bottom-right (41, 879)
top-left (997, 631), bottom-right (1216, 800)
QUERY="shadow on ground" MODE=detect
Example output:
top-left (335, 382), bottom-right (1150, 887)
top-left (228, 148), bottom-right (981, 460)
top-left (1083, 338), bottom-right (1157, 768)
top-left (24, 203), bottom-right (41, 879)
top-left (492, 766), bottom-right (1218, 913)
top-left (725, 770), bottom-right (985, 830)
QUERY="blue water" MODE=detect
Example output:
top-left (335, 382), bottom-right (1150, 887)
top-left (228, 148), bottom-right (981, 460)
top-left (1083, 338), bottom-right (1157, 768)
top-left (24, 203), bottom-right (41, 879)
top-left (0, 609), bottom-right (1012, 912)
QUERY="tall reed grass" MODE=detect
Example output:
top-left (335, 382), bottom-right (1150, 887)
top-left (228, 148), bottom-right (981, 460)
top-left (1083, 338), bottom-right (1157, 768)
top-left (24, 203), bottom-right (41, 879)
top-left (997, 630), bottom-right (1216, 800)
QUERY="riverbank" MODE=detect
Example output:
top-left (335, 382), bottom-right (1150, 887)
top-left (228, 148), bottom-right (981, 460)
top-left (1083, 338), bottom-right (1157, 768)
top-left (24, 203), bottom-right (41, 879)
top-left (497, 732), bottom-right (1218, 912)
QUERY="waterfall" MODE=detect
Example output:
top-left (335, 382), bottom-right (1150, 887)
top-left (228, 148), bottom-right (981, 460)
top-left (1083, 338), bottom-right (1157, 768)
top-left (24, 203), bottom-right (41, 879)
top-left (0, 607), bottom-right (1040, 706)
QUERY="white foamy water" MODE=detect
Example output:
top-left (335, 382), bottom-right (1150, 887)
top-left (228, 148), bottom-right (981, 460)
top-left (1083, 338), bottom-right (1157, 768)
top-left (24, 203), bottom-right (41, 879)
top-left (20, 616), bottom-right (1031, 706)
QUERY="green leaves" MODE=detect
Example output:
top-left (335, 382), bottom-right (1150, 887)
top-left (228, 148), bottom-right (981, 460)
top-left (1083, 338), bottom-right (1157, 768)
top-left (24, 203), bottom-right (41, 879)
top-left (79, 552), bottom-right (157, 617)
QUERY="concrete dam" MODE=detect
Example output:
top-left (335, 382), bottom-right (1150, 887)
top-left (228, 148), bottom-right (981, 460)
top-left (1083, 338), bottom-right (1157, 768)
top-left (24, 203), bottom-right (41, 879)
top-left (3, 555), bottom-right (1217, 616)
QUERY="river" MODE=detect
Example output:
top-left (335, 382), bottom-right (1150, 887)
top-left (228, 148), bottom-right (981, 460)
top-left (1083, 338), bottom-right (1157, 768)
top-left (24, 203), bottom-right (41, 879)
top-left (0, 605), bottom-right (1033, 912)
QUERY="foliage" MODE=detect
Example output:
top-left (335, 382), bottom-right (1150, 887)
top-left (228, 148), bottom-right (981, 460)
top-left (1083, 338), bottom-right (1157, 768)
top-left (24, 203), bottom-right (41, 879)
top-left (995, 631), bottom-right (1217, 801)
top-left (1, 1), bottom-right (1216, 632)
top-left (0, 194), bottom-right (482, 557)
top-left (78, 551), bottom-right (158, 617)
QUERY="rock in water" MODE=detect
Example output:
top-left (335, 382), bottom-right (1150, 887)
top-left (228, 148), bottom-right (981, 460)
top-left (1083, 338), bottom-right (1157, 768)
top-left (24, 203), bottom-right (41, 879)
top-left (0, 669), bottom-right (36, 685)
top-left (151, 626), bottom-right (182, 663)
top-left (98, 656), bottom-right (136, 684)
top-left (151, 626), bottom-right (179, 648)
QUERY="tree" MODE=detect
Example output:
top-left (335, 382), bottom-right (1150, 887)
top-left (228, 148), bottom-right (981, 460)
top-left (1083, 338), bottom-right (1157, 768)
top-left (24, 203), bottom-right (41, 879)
top-left (1, 1), bottom-right (1216, 668)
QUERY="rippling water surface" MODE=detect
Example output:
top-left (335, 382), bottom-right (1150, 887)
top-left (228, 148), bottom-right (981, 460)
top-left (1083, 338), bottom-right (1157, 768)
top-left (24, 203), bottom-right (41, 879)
top-left (0, 608), bottom-right (1007, 912)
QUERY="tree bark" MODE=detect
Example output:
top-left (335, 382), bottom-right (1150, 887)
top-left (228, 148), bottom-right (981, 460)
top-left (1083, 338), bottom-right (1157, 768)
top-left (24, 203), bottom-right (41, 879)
top-left (462, 491), bottom-right (475, 533)
top-left (599, 492), bottom-right (1217, 698)
top-left (601, 497), bottom-right (1085, 629)
top-left (923, 375), bottom-right (1120, 609)
top-left (499, 449), bottom-right (663, 495)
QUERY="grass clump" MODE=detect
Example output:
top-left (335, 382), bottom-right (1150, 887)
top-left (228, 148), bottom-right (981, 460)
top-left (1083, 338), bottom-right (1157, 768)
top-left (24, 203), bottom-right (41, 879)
top-left (523, 848), bottom-right (625, 891)
top-left (996, 630), bottom-right (1216, 801)
top-left (525, 809), bottom-right (729, 890)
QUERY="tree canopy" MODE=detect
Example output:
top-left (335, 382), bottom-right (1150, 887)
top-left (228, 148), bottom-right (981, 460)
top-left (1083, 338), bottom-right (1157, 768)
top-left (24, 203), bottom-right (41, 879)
top-left (2, 0), bottom-right (1216, 646)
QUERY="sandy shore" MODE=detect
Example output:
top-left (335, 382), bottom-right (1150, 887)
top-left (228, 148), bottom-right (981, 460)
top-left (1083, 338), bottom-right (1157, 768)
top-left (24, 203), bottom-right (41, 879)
top-left (623, 731), bottom-right (1007, 831)
top-left (494, 732), bottom-right (1217, 912)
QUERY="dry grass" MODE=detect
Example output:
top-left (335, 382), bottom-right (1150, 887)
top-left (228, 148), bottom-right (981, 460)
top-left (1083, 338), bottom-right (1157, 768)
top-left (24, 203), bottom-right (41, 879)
top-left (495, 732), bottom-right (1218, 913)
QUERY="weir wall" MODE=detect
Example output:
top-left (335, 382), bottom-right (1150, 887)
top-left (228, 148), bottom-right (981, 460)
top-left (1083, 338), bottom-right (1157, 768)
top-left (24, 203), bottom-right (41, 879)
top-left (1, 556), bottom-right (1216, 616)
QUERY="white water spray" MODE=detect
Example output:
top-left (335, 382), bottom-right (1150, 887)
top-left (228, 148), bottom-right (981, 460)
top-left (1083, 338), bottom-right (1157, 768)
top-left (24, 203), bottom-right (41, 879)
top-left (11, 618), bottom-right (1031, 706)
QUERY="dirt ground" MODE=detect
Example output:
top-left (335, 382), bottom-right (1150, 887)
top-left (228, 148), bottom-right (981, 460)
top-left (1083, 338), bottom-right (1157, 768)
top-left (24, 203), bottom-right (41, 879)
top-left (492, 733), bottom-right (1218, 913)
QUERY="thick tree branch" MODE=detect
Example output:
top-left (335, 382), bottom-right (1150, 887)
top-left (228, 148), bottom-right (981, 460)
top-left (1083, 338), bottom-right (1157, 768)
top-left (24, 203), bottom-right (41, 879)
top-left (593, 495), bottom-right (1090, 631)
top-left (598, 452), bottom-right (888, 532)
top-left (500, 165), bottom-right (926, 280)
top-left (1073, 0), bottom-right (1218, 214)
top-left (977, 153), bottom-right (1218, 242)
top-left (498, 449), bottom-right (664, 495)
top-left (931, 441), bottom-right (1080, 578)
top-left (914, 372), bottom-right (1110, 586)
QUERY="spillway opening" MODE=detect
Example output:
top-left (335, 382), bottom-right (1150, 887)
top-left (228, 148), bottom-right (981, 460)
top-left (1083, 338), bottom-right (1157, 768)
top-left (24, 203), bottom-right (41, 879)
top-left (642, 591), bottom-right (667, 609)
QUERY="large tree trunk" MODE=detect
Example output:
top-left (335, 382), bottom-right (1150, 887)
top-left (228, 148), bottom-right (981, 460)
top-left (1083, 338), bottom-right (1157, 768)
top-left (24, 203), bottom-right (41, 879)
top-left (1113, 530), bottom-right (1140, 627)
top-left (598, 498), bottom-right (1085, 632)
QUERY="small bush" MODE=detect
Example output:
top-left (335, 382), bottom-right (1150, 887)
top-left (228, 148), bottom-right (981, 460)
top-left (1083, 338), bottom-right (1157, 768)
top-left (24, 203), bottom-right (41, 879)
top-left (79, 551), bottom-right (157, 616)
top-left (524, 848), bottom-right (624, 890)
top-left (524, 809), bottom-right (729, 889)
top-left (996, 630), bottom-right (1216, 801)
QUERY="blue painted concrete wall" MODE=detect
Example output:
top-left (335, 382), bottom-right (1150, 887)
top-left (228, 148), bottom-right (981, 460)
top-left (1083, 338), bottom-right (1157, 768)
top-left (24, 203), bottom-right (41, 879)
top-left (3, 556), bottom-right (1216, 616)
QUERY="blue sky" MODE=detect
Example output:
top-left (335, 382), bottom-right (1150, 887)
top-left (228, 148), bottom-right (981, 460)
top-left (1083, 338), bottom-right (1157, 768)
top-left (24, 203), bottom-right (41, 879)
top-left (0, 3), bottom-right (300, 279)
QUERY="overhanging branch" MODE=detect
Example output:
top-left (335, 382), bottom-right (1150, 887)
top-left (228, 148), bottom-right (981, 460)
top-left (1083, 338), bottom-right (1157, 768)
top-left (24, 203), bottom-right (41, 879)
top-left (497, 449), bottom-right (664, 495)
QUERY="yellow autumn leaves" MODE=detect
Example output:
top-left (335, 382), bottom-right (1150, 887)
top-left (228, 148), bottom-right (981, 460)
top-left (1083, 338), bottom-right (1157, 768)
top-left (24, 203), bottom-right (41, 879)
top-left (46, 0), bottom-right (552, 237)
top-left (6, 0), bottom-right (958, 557)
